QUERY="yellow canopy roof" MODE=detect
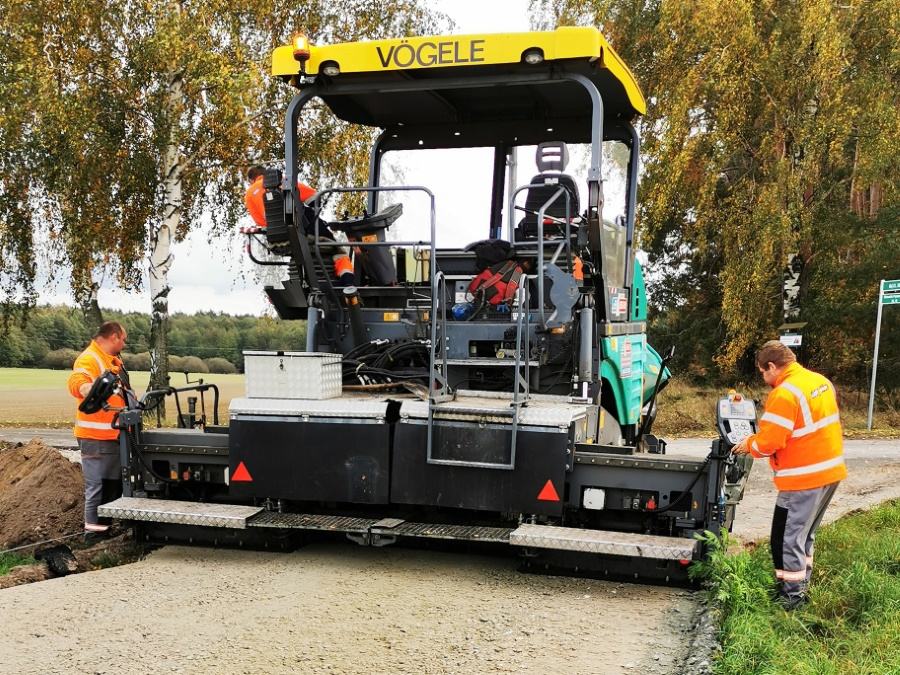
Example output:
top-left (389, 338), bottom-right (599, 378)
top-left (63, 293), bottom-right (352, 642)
top-left (272, 27), bottom-right (646, 125)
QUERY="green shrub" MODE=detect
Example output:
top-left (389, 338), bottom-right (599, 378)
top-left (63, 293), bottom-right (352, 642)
top-left (0, 326), bottom-right (28, 367)
top-left (119, 352), bottom-right (144, 373)
top-left (133, 352), bottom-right (152, 371)
top-left (167, 355), bottom-right (185, 372)
top-left (179, 355), bottom-right (209, 374)
top-left (42, 348), bottom-right (80, 370)
top-left (205, 357), bottom-right (238, 374)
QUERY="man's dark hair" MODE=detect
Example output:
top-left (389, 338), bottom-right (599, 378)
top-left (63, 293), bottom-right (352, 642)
top-left (96, 321), bottom-right (125, 340)
top-left (247, 165), bottom-right (265, 181)
top-left (756, 340), bottom-right (797, 369)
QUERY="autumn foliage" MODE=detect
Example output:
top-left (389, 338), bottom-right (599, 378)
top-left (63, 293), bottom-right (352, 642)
top-left (533, 0), bottom-right (900, 389)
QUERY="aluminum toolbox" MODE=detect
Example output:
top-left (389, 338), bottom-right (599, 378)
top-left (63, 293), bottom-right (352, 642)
top-left (243, 350), bottom-right (342, 400)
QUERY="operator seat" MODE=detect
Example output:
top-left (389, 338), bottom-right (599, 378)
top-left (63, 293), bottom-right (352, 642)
top-left (329, 203), bottom-right (402, 285)
top-left (518, 142), bottom-right (581, 240)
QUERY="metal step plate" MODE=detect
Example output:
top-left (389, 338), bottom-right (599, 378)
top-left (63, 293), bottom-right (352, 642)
top-left (381, 522), bottom-right (512, 543)
top-left (99, 497), bottom-right (263, 529)
top-left (249, 512), bottom-right (376, 533)
top-left (249, 512), bottom-right (513, 543)
top-left (509, 524), bottom-right (697, 560)
top-left (401, 395), bottom-right (585, 428)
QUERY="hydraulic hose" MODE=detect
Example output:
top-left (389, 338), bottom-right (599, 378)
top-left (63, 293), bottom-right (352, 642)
top-left (642, 453), bottom-right (712, 514)
top-left (343, 286), bottom-right (368, 349)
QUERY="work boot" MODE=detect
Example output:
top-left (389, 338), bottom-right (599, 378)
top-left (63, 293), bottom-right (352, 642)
top-left (774, 592), bottom-right (808, 611)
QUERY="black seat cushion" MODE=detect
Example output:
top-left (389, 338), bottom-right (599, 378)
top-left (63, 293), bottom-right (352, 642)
top-left (519, 173), bottom-right (580, 238)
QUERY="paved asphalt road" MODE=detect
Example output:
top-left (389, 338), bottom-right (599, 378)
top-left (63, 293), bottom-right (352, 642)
top-left (0, 428), bottom-right (80, 448)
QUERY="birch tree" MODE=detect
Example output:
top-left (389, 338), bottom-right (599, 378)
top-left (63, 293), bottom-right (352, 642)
top-left (0, 0), bottom-right (445, 413)
top-left (531, 0), bottom-right (900, 379)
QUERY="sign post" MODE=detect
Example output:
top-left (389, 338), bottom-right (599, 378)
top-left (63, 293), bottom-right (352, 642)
top-left (867, 279), bottom-right (900, 429)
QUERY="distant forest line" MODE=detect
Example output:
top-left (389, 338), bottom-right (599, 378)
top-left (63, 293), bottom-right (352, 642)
top-left (0, 304), bottom-right (897, 398)
top-left (0, 305), bottom-right (307, 373)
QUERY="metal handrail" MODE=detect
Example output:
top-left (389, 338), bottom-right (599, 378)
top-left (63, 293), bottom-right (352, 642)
top-left (508, 183), bottom-right (575, 327)
top-left (425, 277), bottom-right (533, 472)
top-left (243, 230), bottom-right (290, 266)
top-left (428, 269), bottom-right (451, 401)
top-left (305, 185), bottom-right (437, 340)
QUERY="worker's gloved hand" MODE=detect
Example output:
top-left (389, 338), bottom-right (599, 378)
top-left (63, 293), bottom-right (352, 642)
top-left (79, 382), bottom-right (92, 397)
top-left (338, 271), bottom-right (356, 287)
top-left (732, 438), bottom-right (750, 456)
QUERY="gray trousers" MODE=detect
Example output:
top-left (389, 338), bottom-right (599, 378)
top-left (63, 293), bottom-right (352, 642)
top-left (770, 481), bottom-right (840, 598)
top-left (79, 438), bottom-right (122, 531)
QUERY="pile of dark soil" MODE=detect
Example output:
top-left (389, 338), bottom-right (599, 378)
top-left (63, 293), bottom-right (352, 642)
top-left (0, 440), bottom-right (144, 589)
top-left (0, 439), bottom-right (84, 549)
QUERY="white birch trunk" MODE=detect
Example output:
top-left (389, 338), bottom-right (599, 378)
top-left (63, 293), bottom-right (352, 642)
top-left (147, 72), bottom-right (183, 421)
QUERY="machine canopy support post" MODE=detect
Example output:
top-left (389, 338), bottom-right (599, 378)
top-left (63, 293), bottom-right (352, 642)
top-left (579, 307), bottom-right (594, 382)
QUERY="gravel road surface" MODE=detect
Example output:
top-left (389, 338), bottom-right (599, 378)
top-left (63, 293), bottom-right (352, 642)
top-left (0, 431), bottom-right (897, 675)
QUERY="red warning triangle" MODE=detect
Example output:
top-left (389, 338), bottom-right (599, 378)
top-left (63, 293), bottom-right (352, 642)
top-left (537, 480), bottom-right (560, 502)
top-left (232, 461), bottom-right (253, 482)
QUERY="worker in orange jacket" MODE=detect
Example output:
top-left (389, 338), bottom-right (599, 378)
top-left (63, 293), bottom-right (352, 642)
top-left (245, 165), bottom-right (354, 284)
top-left (67, 321), bottom-right (132, 544)
top-left (733, 340), bottom-right (847, 610)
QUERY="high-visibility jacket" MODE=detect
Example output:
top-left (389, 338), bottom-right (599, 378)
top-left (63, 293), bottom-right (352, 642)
top-left (747, 362), bottom-right (846, 491)
top-left (68, 341), bottom-right (126, 441)
top-left (244, 175), bottom-right (353, 279)
top-left (244, 176), bottom-right (315, 228)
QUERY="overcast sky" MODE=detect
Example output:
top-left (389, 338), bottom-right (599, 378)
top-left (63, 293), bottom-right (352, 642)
top-left (39, 0), bottom-right (534, 316)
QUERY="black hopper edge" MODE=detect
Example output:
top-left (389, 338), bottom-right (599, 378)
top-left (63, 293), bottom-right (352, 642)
top-left (518, 549), bottom-right (698, 587)
top-left (133, 522), bottom-right (307, 551)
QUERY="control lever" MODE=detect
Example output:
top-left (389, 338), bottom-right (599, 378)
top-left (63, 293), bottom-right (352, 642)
top-left (716, 390), bottom-right (758, 450)
top-left (78, 370), bottom-right (122, 415)
top-left (715, 390), bottom-right (758, 494)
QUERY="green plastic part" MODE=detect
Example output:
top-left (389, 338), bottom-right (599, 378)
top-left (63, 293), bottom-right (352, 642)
top-left (631, 259), bottom-right (647, 322)
top-left (600, 334), bottom-right (646, 427)
top-left (599, 260), bottom-right (670, 428)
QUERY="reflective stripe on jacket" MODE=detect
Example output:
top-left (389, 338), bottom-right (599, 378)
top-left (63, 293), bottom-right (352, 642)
top-left (244, 176), bottom-right (315, 228)
top-left (67, 341), bottom-right (125, 441)
top-left (747, 362), bottom-right (847, 491)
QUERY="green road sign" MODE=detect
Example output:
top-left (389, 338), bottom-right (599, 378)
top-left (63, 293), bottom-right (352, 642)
top-left (871, 280), bottom-right (899, 429)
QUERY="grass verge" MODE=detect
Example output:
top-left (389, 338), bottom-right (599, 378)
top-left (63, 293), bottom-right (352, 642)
top-left (691, 499), bottom-right (900, 674)
top-left (0, 552), bottom-right (37, 576)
